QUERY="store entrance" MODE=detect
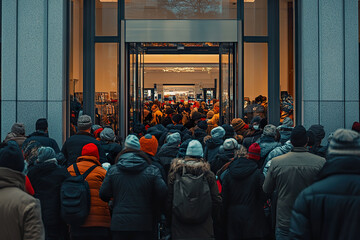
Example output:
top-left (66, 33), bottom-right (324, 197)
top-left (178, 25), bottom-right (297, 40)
top-left (127, 42), bottom-right (236, 131)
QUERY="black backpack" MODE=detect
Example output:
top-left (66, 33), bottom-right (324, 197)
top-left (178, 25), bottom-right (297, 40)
top-left (60, 163), bottom-right (97, 226)
top-left (172, 166), bottom-right (212, 224)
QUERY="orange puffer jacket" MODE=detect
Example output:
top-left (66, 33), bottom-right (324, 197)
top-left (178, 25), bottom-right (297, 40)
top-left (67, 155), bottom-right (111, 228)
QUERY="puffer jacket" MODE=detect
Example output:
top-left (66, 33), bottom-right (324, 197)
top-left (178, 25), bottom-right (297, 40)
top-left (4, 132), bottom-right (27, 148)
top-left (27, 160), bottom-right (69, 236)
top-left (211, 148), bottom-right (235, 174)
top-left (289, 155), bottom-right (360, 240)
top-left (277, 127), bottom-right (293, 145)
top-left (99, 141), bottom-right (122, 165)
top-left (157, 143), bottom-right (179, 177)
top-left (67, 156), bottom-right (111, 228)
top-left (242, 130), bottom-right (262, 149)
top-left (99, 149), bottom-right (167, 231)
top-left (257, 136), bottom-right (281, 169)
top-left (167, 157), bottom-right (222, 240)
top-left (222, 158), bottom-right (270, 240)
top-left (204, 137), bottom-right (224, 163)
top-left (263, 140), bottom-right (293, 176)
top-left (0, 167), bottom-right (45, 240)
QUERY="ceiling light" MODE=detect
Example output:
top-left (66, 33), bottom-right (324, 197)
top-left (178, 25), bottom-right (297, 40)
top-left (244, 0), bottom-right (255, 2)
top-left (99, 0), bottom-right (117, 2)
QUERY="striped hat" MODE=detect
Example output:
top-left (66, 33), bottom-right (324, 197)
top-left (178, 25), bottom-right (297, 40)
top-left (248, 143), bottom-right (261, 161)
top-left (328, 129), bottom-right (360, 156)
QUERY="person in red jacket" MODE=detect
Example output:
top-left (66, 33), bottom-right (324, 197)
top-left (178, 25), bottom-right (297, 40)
top-left (67, 143), bottom-right (111, 240)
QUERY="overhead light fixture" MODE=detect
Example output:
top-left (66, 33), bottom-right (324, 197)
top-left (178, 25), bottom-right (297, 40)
top-left (244, 0), bottom-right (255, 2)
top-left (99, 0), bottom-right (117, 2)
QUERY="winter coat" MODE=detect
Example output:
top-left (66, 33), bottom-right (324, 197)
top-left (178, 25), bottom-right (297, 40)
top-left (193, 127), bottom-right (208, 146)
top-left (27, 160), bottom-right (69, 236)
top-left (0, 167), bottom-right (45, 240)
top-left (156, 143), bottom-right (179, 177)
top-left (204, 137), bottom-right (224, 164)
top-left (167, 124), bottom-right (185, 131)
top-left (263, 140), bottom-right (293, 176)
top-left (257, 136), bottom-right (281, 169)
top-left (4, 132), bottom-right (27, 148)
top-left (167, 157), bottom-right (222, 240)
top-left (99, 149), bottom-right (167, 231)
top-left (222, 158), bottom-right (270, 239)
top-left (67, 156), bottom-right (111, 228)
top-left (309, 145), bottom-right (327, 158)
top-left (242, 130), bottom-right (262, 149)
top-left (278, 127), bottom-right (293, 145)
top-left (263, 147), bottom-right (325, 230)
top-left (211, 148), bottom-right (235, 174)
top-left (162, 116), bottom-right (173, 128)
top-left (99, 141), bottom-right (122, 165)
top-left (289, 155), bottom-right (360, 240)
top-left (147, 154), bottom-right (166, 181)
top-left (23, 131), bottom-right (60, 153)
top-left (61, 132), bottom-right (106, 166)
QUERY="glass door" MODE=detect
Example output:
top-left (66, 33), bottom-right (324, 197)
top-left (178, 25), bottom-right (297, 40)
top-left (219, 43), bottom-right (235, 125)
top-left (128, 43), bottom-right (145, 129)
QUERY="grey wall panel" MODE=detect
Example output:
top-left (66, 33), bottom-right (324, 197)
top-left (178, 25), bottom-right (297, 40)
top-left (320, 101), bottom-right (344, 141)
top-left (2, 0), bottom-right (17, 101)
top-left (48, 0), bottom-right (66, 101)
top-left (47, 101), bottom-right (66, 147)
top-left (1, 101), bottom-right (16, 140)
top-left (344, 0), bottom-right (359, 101)
top-left (17, 101), bottom-right (47, 135)
top-left (126, 20), bottom-right (238, 43)
top-left (319, 0), bottom-right (344, 101)
top-left (17, 0), bottom-right (46, 101)
top-left (302, 100), bottom-right (319, 129)
top-left (345, 101), bottom-right (360, 129)
top-left (301, 0), bottom-right (319, 101)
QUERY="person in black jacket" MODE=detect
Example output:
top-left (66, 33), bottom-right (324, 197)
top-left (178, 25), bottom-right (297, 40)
top-left (221, 144), bottom-right (270, 240)
top-left (156, 132), bottom-right (181, 176)
top-left (27, 146), bottom-right (70, 240)
top-left (290, 129), bottom-right (360, 240)
top-left (23, 118), bottom-right (60, 153)
top-left (99, 128), bottom-right (122, 165)
top-left (204, 126), bottom-right (225, 164)
top-left (99, 135), bottom-right (167, 240)
top-left (61, 115), bottom-right (106, 166)
top-left (211, 138), bottom-right (238, 174)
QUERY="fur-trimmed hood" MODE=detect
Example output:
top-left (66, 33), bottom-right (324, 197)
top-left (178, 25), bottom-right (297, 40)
top-left (168, 157), bottom-right (214, 184)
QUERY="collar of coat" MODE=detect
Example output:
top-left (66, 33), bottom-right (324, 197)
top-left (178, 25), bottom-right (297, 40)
top-left (0, 167), bottom-right (25, 191)
top-left (316, 155), bottom-right (360, 181)
top-left (169, 157), bottom-right (212, 180)
top-left (76, 155), bottom-right (101, 166)
top-left (291, 147), bottom-right (308, 152)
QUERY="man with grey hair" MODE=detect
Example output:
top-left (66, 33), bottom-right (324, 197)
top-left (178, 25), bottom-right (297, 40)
top-left (61, 115), bottom-right (106, 166)
top-left (290, 129), bottom-right (360, 240)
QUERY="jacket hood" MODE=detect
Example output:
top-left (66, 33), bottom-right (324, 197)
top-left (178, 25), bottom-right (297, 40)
top-left (77, 155), bottom-right (102, 166)
top-left (169, 157), bottom-right (212, 180)
top-left (207, 137), bottom-right (224, 149)
top-left (316, 155), bottom-right (360, 181)
top-left (229, 157), bottom-right (258, 179)
top-left (0, 167), bottom-right (25, 190)
top-left (117, 152), bottom-right (149, 172)
top-left (218, 148), bottom-right (235, 160)
top-left (29, 160), bottom-right (58, 176)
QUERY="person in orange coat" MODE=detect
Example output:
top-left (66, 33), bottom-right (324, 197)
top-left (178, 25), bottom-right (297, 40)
top-left (67, 143), bottom-right (111, 240)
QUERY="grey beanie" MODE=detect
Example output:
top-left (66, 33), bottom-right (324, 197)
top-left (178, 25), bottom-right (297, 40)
top-left (263, 124), bottom-right (277, 138)
top-left (100, 128), bottom-right (116, 141)
top-left (78, 115), bottom-right (92, 131)
top-left (186, 140), bottom-right (203, 158)
top-left (166, 132), bottom-right (181, 145)
top-left (124, 134), bottom-right (140, 150)
top-left (37, 147), bottom-right (56, 162)
top-left (328, 129), bottom-right (360, 156)
top-left (282, 117), bottom-right (294, 127)
top-left (308, 124), bottom-right (325, 144)
top-left (11, 123), bottom-right (25, 136)
top-left (211, 126), bottom-right (226, 139)
top-left (223, 138), bottom-right (239, 150)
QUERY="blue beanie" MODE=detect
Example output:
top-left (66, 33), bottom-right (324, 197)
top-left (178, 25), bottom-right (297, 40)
top-left (166, 132), bottom-right (181, 145)
top-left (125, 134), bottom-right (140, 150)
top-left (186, 140), bottom-right (203, 158)
top-left (211, 126), bottom-right (226, 139)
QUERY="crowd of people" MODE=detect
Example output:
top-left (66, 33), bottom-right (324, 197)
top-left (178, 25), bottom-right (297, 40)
top-left (0, 109), bottom-right (360, 240)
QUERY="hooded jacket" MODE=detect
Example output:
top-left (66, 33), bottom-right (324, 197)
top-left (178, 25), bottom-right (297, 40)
top-left (167, 157), bottom-right (222, 240)
top-left (290, 155), bottom-right (360, 240)
top-left (99, 140), bottom-right (122, 165)
top-left (99, 149), bottom-right (167, 231)
top-left (67, 144), bottom-right (111, 228)
top-left (27, 160), bottom-right (70, 233)
top-left (0, 167), bottom-right (45, 240)
top-left (4, 132), bottom-right (27, 148)
top-left (211, 148), bottom-right (235, 174)
top-left (204, 137), bottom-right (224, 164)
top-left (156, 134), bottom-right (181, 176)
top-left (23, 131), bottom-right (60, 153)
top-left (222, 158), bottom-right (269, 239)
top-left (257, 135), bottom-right (281, 169)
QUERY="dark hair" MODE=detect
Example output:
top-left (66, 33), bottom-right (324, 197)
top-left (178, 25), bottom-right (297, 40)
top-left (291, 125), bottom-right (308, 147)
top-left (36, 118), bottom-right (48, 131)
top-left (115, 148), bottom-right (152, 164)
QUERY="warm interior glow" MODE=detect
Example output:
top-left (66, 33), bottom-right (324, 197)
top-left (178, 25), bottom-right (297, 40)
top-left (99, 0), bottom-right (117, 2)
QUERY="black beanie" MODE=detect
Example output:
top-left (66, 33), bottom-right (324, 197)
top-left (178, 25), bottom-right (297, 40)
top-left (172, 114), bottom-right (183, 124)
top-left (0, 142), bottom-right (24, 172)
top-left (291, 125), bottom-right (308, 147)
top-left (36, 118), bottom-right (48, 131)
top-left (197, 120), bottom-right (208, 130)
top-left (222, 124), bottom-right (235, 139)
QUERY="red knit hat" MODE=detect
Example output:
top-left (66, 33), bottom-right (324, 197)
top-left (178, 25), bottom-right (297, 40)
top-left (81, 143), bottom-right (100, 160)
top-left (248, 143), bottom-right (261, 161)
top-left (140, 134), bottom-right (158, 156)
top-left (352, 122), bottom-right (360, 133)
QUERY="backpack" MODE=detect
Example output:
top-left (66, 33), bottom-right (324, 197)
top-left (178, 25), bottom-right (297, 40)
top-left (172, 165), bottom-right (212, 224)
top-left (60, 163), bottom-right (97, 226)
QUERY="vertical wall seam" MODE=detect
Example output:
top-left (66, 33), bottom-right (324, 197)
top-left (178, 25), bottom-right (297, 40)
top-left (45, 0), bottom-right (49, 119)
top-left (15, 0), bottom-right (18, 121)
top-left (343, 0), bottom-right (346, 128)
top-left (318, 0), bottom-right (321, 124)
